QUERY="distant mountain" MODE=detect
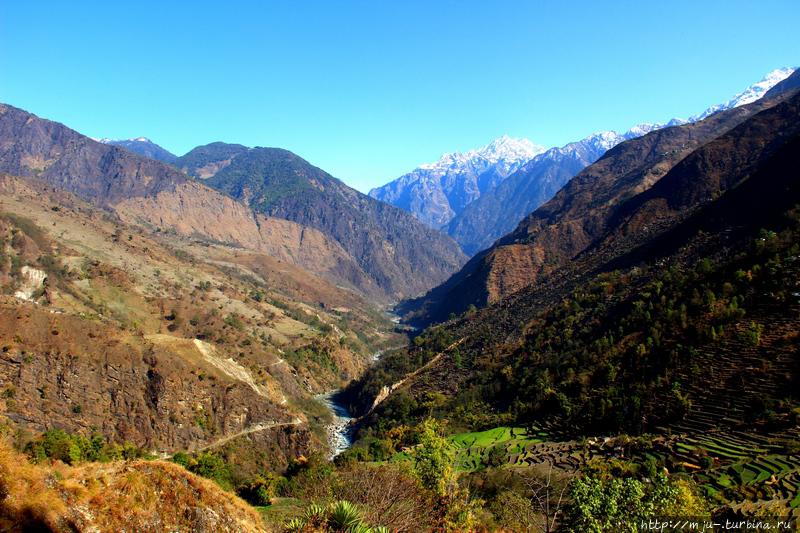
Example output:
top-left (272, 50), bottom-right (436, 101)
top-left (368, 135), bottom-right (545, 228)
top-left (187, 144), bottom-right (468, 298)
top-left (448, 130), bottom-right (636, 255)
top-left (691, 67), bottom-right (795, 121)
top-left (175, 141), bottom-right (249, 179)
top-left (373, 68), bottom-right (795, 257)
top-left (400, 69), bottom-right (800, 326)
top-left (99, 136), bottom-right (178, 164)
top-left (0, 104), bottom-right (464, 300)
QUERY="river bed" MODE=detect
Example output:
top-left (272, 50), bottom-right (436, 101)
top-left (319, 344), bottom-right (405, 457)
top-left (317, 391), bottom-right (355, 458)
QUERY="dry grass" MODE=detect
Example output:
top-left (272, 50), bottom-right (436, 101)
top-left (0, 440), bottom-right (271, 532)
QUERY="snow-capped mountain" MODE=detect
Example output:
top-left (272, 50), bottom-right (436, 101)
top-left (96, 137), bottom-right (178, 164)
top-left (373, 67), bottom-right (797, 255)
top-left (369, 135), bottom-right (545, 228)
top-left (691, 67), bottom-right (796, 121)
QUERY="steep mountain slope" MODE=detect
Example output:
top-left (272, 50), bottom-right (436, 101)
top-left (0, 105), bottom-right (189, 206)
top-left (369, 136), bottom-right (544, 228)
top-left (348, 86), bottom-right (800, 461)
top-left (0, 174), bottom-right (400, 477)
top-left (187, 145), bottom-right (467, 299)
top-left (101, 137), bottom-right (178, 164)
top-left (0, 104), bottom-right (461, 300)
top-left (446, 132), bottom-right (624, 255)
top-left (374, 68), bottom-right (794, 257)
top-left (401, 73), bottom-right (800, 326)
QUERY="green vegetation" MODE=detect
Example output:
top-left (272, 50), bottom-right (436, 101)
top-left (284, 500), bottom-right (389, 533)
top-left (561, 473), bottom-right (708, 532)
top-left (25, 429), bottom-right (151, 465)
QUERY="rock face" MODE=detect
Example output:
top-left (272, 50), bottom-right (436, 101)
top-left (369, 135), bottom-right (544, 229)
top-left (0, 104), bottom-right (464, 300)
top-left (185, 145), bottom-right (468, 299)
top-left (401, 75), bottom-right (800, 326)
top-left (113, 180), bottom-right (380, 298)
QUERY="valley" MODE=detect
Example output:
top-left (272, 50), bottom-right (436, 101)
top-left (0, 27), bottom-right (798, 531)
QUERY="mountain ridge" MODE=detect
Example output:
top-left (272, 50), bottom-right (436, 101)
top-left (400, 70), bottom-right (800, 326)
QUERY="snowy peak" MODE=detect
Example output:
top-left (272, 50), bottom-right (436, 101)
top-left (692, 67), bottom-right (796, 121)
top-left (471, 135), bottom-right (545, 163)
top-left (96, 136), bottom-right (153, 144)
top-left (96, 136), bottom-right (178, 164)
top-left (418, 135), bottom-right (545, 171)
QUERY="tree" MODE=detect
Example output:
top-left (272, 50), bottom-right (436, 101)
top-left (410, 418), bottom-right (454, 497)
top-left (561, 474), bottom-right (679, 533)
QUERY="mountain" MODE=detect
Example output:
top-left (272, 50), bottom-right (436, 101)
top-left (343, 85), bottom-right (800, 520)
top-left (175, 141), bottom-right (249, 179)
top-left (372, 68), bottom-right (795, 257)
top-left (446, 131), bottom-right (627, 255)
top-left (691, 67), bottom-right (796, 121)
top-left (100, 137), bottom-right (178, 164)
top-left (178, 144), bottom-right (468, 299)
top-left (400, 69), bottom-right (800, 326)
top-left (0, 170), bottom-right (407, 478)
top-left (0, 104), bottom-right (465, 300)
top-left (368, 135), bottom-right (545, 228)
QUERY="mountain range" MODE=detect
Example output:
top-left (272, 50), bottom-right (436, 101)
top-left (340, 69), bottom-right (800, 523)
top-left (371, 67), bottom-right (796, 256)
top-left (368, 136), bottom-right (544, 228)
top-left (399, 67), bottom-right (800, 326)
top-left (2, 56), bottom-right (800, 529)
top-left (0, 106), bottom-right (466, 301)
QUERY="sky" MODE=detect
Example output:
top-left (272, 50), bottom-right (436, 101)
top-left (1, 1), bottom-right (798, 192)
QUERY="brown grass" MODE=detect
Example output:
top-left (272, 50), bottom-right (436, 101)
top-left (0, 440), bottom-right (271, 532)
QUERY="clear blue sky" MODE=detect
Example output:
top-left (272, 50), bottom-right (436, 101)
top-left (1, 0), bottom-right (798, 192)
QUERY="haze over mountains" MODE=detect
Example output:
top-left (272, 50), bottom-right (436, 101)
top-left (371, 67), bottom-right (796, 255)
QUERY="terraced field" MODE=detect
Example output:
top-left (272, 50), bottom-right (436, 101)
top-left (448, 425), bottom-right (594, 472)
top-left (449, 427), bottom-right (541, 471)
top-left (650, 430), bottom-right (800, 514)
top-left (444, 423), bottom-right (800, 516)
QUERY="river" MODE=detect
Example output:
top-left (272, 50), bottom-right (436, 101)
top-left (317, 391), bottom-right (356, 458)
top-left (319, 344), bottom-right (404, 457)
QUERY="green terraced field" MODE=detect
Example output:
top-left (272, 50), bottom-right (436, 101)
top-left (448, 426), bottom-right (546, 471)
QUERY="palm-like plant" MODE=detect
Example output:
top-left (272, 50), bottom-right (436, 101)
top-left (283, 500), bottom-right (390, 532)
top-left (327, 500), bottom-right (363, 530)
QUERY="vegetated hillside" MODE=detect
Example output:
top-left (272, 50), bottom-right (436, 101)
top-left (0, 104), bottom-right (397, 300)
top-left (0, 438), bottom-right (268, 532)
top-left (341, 95), bottom-right (800, 516)
top-left (187, 144), bottom-right (467, 299)
top-left (176, 141), bottom-right (250, 179)
top-left (400, 71), bottom-right (800, 327)
top-left (351, 86), bottom-right (800, 432)
top-left (104, 137), bottom-right (178, 164)
top-left (0, 174), bottom-right (399, 478)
